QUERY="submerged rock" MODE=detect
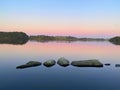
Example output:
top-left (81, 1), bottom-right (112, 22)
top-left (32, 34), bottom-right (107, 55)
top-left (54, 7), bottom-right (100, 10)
top-left (71, 59), bottom-right (103, 67)
top-left (57, 57), bottom-right (69, 67)
top-left (105, 63), bottom-right (111, 66)
top-left (16, 61), bottom-right (41, 69)
top-left (43, 60), bottom-right (56, 67)
top-left (115, 64), bottom-right (120, 67)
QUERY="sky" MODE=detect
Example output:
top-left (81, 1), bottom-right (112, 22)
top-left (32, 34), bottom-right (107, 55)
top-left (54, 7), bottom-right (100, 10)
top-left (0, 0), bottom-right (120, 37)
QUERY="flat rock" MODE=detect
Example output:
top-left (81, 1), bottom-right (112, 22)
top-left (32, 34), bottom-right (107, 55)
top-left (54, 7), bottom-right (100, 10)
top-left (16, 61), bottom-right (41, 69)
top-left (71, 59), bottom-right (103, 67)
top-left (57, 57), bottom-right (69, 67)
top-left (43, 60), bottom-right (56, 67)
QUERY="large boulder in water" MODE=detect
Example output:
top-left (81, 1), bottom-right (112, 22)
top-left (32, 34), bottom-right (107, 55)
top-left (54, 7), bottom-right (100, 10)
top-left (71, 59), bottom-right (103, 67)
top-left (16, 61), bottom-right (41, 69)
top-left (43, 60), bottom-right (56, 67)
top-left (57, 57), bottom-right (69, 67)
top-left (109, 36), bottom-right (120, 45)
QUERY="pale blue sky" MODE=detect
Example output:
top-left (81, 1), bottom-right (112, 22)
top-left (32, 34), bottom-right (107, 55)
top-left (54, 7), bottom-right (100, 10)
top-left (0, 0), bottom-right (120, 37)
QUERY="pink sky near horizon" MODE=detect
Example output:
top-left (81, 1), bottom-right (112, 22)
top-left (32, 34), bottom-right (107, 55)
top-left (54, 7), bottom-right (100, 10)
top-left (1, 28), bottom-right (120, 38)
top-left (0, 17), bottom-right (120, 37)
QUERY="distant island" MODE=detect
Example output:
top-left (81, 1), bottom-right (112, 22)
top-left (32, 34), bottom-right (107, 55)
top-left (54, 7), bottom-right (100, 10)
top-left (29, 35), bottom-right (107, 42)
top-left (30, 35), bottom-right (120, 45)
top-left (0, 31), bottom-right (120, 45)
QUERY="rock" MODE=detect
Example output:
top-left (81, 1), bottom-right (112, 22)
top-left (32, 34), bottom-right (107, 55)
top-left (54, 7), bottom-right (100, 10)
top-left (43, 60), bottom-right (56, 67)
top-left (16, 61), bottom-right (41, 69)
top-left (115, 64), bottom-right (120, 67)
top-left (71, 59), bottom-right (103, 67)
top-left (57, 57), bottom-right (69, 67)
top-left (105, 63), bottom-right (111, 66)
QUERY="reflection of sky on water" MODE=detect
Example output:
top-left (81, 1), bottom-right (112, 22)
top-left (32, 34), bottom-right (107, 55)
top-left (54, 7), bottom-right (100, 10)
top-left (0, 41), bottom-right (120, 90)
top-left (0, 41), bottom-right (120, 63)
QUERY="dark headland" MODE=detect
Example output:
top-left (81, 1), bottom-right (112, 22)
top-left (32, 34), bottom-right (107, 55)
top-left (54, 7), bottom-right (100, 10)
top-left (109, 36), bottom-right (120, 45)
top-left (0, 32), bottom-right (29, 44)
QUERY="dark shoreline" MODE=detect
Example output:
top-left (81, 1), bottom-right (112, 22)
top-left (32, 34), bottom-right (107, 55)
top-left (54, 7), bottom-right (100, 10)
top-left (29, 35), bottom-right (107, 42)
top-left (0, 32), bottom-right (29, 44)
top-left (0, 31), bottom-right (120, 45)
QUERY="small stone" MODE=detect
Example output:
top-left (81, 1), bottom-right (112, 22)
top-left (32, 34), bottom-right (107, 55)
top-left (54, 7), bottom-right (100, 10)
top-left (43, 60), bottom-right (56, 67)
top-left (57, 57), bottom-right (69, 67)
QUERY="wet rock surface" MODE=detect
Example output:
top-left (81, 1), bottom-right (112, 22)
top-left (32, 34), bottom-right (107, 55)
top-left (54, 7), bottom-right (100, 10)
top-left (71, 59), bottom-right (103, 67)
top-left (16, 61), bottom-right (41, 69)
top-left (57, 57), bottom-right (69, 67)
top-left (43, 60), bottom-right (56, 67)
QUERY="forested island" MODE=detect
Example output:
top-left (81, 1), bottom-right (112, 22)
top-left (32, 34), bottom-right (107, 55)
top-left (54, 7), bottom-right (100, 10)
top-left (29, 35), bottom-right (106, 42)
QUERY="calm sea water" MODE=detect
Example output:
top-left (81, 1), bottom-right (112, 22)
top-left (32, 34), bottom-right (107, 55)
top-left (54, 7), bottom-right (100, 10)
top-left (0, 41), bottom-right (120, 90)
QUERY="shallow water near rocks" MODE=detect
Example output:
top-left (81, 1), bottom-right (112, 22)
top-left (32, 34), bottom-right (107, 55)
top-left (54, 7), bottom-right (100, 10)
top-left (0, 41), bottom-right (120, 90)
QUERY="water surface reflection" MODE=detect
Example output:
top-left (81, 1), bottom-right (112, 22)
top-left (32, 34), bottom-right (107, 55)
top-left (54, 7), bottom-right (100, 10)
top-left (0, 41), bottom-right (120, 90)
